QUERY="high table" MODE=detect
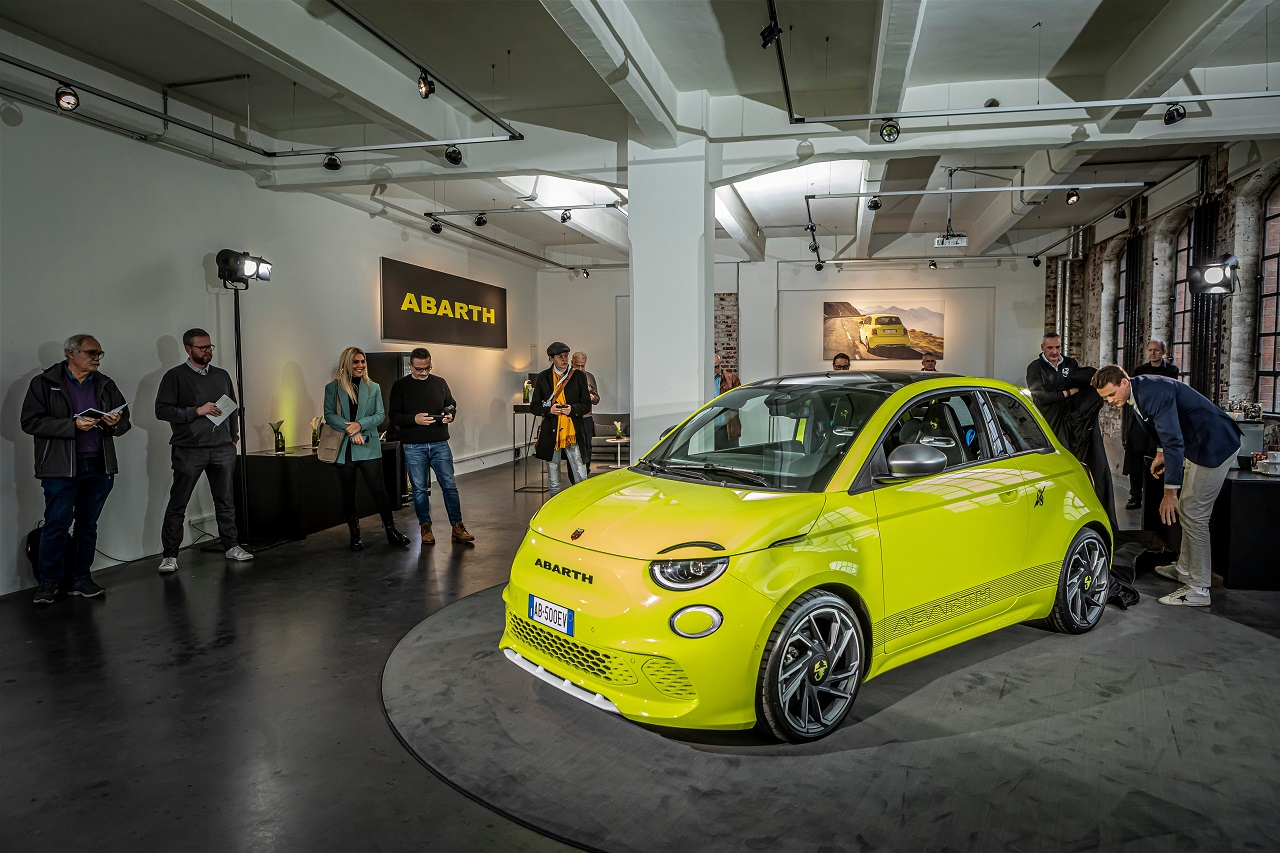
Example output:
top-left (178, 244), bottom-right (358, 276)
top-left (512, 404), bottom-right (547, 493)
top-left (1208, 469), bottom-right (1280, 590)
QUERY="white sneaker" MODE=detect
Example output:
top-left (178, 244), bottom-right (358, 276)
top-left (158, 557), bottom-right (178, 574)
top-left (1154, 562), bottom-right (1186, 582)
top-left (1158, 584), bottom-right (1211, 607)
top-left (225, 545), bottom-right (254, 561)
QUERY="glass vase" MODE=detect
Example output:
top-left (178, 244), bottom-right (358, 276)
top-left (274, 432), bottom-right (286, 454)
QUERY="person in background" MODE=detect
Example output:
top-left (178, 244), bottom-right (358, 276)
top-left (388, 347), bottom-right (474, 545)
top-left (21, 334), bottom-right (131, 604)
top-left (713, 353), bottom-right (742, 449)
top-left (532, 342), bottom-right (591, 495)
top-left (1122, 340), bottom-right (1179, 509)
top-left (1094, 365), bottom-right (1242, 606)
top-left (831, 353), bottom-right (851, 371)
top-left (323, 347), bottom-right (410, 551)
top-left (155, 328), bottom-right (253, 573)
top-left (920, 354), bottom-right (938, 371)
top-left (571, 351), bottom-right (600, 468)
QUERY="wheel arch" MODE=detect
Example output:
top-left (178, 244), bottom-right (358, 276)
top-left (1081, 520), bottom-right (1113, 554)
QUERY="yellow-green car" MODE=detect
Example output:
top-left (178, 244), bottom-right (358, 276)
top-left (859, 313), bottom-right (911, 350)
top-left (500, 372), bottom-right (1112, 742)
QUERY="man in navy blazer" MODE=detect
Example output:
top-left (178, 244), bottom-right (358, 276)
top-left (1093, 365), bottom-right (1242, 607)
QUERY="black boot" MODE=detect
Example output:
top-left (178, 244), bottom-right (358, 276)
top-left (348, 522), bottom-right (363, 552)
top-left (384, 523), bottom-right (410, 547)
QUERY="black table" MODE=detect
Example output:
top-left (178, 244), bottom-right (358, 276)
top-left (238, 442), bottom-right (403, 541)
top-left (1209, 469), bottom-right (1280, 590)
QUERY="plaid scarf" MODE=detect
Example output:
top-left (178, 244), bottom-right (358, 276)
top-left (552, 368), bottom-right (577, 450)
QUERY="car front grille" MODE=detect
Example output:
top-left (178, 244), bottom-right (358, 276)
top-left (641, 658), bottom-right (697, 700)
top-left (507, 613), bottom-right (638, 685)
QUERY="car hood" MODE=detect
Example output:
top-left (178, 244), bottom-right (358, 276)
top-left (528, 469), bottom-right (826, 559)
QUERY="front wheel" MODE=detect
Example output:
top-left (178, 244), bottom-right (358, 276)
top-left (758, 591), bottom-right (864, 742)
top-left (1046, 528), bottom-right (1110, 634)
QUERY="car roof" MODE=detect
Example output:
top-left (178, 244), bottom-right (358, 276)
top-left (749, 371), bottom-right (962, 393)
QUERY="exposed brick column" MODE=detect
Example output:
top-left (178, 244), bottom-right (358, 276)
top-left (713, 292), bottom-right (739, 376)
top-left (1229, 158), bottom-right (1280, 398)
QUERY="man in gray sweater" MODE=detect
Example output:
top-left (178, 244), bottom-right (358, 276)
top-left (154, 328), bottom-right (253, 572)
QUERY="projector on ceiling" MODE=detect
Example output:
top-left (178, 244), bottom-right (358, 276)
top-left (935, 233), bottom-right (969, 248)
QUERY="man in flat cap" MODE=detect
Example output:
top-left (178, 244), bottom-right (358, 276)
top-left (530, 341), bottom-right (591, 495)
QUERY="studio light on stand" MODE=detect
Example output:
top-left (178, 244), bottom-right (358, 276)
top-left (215, 248), bottom-right (274, 547)
top-left (1188, 254), bottom-right (1239, 295)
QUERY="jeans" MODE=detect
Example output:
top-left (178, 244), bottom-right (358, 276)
top-left (403, 441), bottom-right (462, 526)
top-left (39, 455), bottom-right (114, 584)
top-left (1175, 443), bottom-right (1238, 590)
top-left (546, 445), bottom-right (587, 496)
top-left (162, 444), bottom-right (239, 556)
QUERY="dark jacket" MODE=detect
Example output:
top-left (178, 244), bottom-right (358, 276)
top-left (20, 362), bottom-right (131, 478)
top-left (530, 367), bottom-right (591, 462)
top-left (1026, 354), bottom-right (1083, 412)
top-left (1123, 360), bottom-right (1179, 468)
top-left (1129, 375), bottom-right (1242, 488)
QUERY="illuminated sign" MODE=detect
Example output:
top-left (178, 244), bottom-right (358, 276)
top-left (380, 257), bottom-right (507, 349)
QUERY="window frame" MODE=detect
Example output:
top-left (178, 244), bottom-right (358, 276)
top-left (1171, 220), bottom-right (1194, 384)
top-left (1258, 182), bottom-right (1280, 414)
top-left (1115, 249), bottom-right (1128, 370)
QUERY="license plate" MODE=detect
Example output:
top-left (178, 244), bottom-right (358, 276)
top-left (529, 594), bottom-right (575, 636)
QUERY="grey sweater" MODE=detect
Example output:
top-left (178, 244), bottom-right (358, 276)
top-left (156, 362), bottom-right (238, 446)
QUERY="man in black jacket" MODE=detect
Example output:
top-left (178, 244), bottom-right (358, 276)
top-left (531, 341), bottom-right (591, 495)
top-left (388, 347), bottom-right (474, 545)
top-left (20, 334), bottom-right (131, 604)
top-left (1121, 340), bottom-right (1179, 508)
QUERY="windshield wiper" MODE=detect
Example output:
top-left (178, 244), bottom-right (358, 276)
top-left (662, 463), bottom-right (771, 488)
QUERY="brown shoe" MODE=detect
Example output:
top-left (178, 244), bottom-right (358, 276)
top-left (420, 523), bottom-right (435, 545)
top-left (451, 521), bottom-right (475, 543)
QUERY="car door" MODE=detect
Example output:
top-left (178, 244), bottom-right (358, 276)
top-left (870, 390), bottom-right (1032, 654)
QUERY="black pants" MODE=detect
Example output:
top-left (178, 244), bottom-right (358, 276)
top-left (581, 416), bottom-right (594, 466)
top-left (335, 458), bottom-right (394, 526)
top-left (162, 444), bottom-right (238, 556)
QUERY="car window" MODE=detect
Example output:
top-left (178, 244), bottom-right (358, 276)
top-left (985, 391), bottom-right (1051, 453)
top-left (876, 316), bottom-right (902, 326)
top-left (881, 391), bottom-right (988, 470)
top-left (647, 386), bottom-right (888, 492)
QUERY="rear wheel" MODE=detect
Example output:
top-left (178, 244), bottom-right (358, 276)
top-left (1046, 528), bottom-right (1110, 634)
top-left (758, 591), bottom-right (864, 742)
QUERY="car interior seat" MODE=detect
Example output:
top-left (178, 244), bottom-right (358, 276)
top-left (920, 402), bottom-right (969, 467)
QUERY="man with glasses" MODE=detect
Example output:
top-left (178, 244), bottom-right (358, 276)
top-left (920, 354), bottom-right (938, 371)
top-left (21, 334), bottom-right (131, 604)
top-left (389, 347), bottom-right (474, 545)
top-left (532, 342), bottom-right (591, 495)
top-left (155, 328), bottom-right (253, 573)
top-left (831, 353), bottom-right (851, 371)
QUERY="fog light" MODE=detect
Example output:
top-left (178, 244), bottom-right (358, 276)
top-left (670, 606), bottom-right (723, 639)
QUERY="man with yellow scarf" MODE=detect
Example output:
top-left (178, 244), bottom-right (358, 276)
top-left (531, 341), bottom-right (592, 495)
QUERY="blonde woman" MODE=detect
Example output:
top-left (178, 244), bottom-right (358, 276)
top-left (323, 347), bottom-right (410, 550)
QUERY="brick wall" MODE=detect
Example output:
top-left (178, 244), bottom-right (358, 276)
top-left (714, 293), bottom-right (739, 376)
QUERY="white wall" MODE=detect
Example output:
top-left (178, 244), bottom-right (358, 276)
top-left (535, 269), bottom-right (630, 413)
top-left (0, 105), bottom-right (539, 595)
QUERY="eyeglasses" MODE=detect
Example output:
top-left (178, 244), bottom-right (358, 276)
top-left (77, 349), bottom-right (105, 359)
top-left (188, 344), bottom-right (215, 351)
top-left (410, 365), bottom-right (431, 373)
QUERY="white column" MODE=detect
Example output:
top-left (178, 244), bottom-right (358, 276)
top-left (628, 138), bottom-right (715, 456)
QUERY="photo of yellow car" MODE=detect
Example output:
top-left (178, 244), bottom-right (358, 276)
top-left (859, 313), bottom-right (912, 350)
top-left (499, 372), bottom-right (1112, 742)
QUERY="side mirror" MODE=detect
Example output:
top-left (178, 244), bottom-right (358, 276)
top-left (885, 444), bottom-right (947, 479)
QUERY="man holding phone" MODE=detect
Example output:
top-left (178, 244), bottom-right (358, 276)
top-left (389, 347), bottom-right (474, 545)
top-left (21, 334), bottom-right (131, 604)
top-left (531, 341), bottom-right (591, 495)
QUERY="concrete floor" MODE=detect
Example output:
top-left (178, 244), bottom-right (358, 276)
top-left (3, 456), bottom-right (1276, 852)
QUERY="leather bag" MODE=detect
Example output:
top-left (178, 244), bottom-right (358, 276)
top-left (316, 423), bottom-right (344, 463)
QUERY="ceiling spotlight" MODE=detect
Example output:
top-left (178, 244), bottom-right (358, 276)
top-left (760, 21), bottom-right (783, 49)
top-left (444, 145), bottom-right (464, 166)
top-left (430, 221), bottom-right (443, 234)
top-left (417, 73), bottom-right (435, 99)
top-left (1065, 188), bottom-right (1081, 205)
top-left (560, 209), bottom-right (572, 223)
top-left (1113, 207), bottom-right (1128, 219)
top-left (55, 85), bottom-right (79, 111)
top-left (879, 119), bottom-right (901, 144)
top-left (581, 268), bottom-right (590, 279)
top-left (809, 241), bottom-right (819, 253)
top-left (1032, 257), bottom-right (1042, 268)
top-left (322, 154), bottom-right (341, 171)
top-left (928, 260), bottom-right (938, 270)
top-left (866, 196), bottom-right (882, 211)
top-left (803, 221), bottom-right (817, 233)
top-left (815, 262), bottom-right (825, 272)
top-left (474, 213), bottom-right (487, 227)
top-left (1164, 103), bottom-right (1186, 125)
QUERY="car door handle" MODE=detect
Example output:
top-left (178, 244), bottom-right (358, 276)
top-left (998, 488), bottom-right (1019, 504)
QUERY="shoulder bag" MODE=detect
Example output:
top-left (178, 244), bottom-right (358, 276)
top-left (316, 422), bottom-right (343, 463)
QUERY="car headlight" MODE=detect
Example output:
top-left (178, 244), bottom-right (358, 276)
top-left (649, 557), bottom-right (729, 590)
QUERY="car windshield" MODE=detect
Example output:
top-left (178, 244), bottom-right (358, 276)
top-left (642, 386), bottom-right (889, 492)
top-left (876, 316), bottom-right (902, 326)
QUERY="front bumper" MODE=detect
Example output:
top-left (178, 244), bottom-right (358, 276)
top-left (499, 534), bottom-right (777, 730)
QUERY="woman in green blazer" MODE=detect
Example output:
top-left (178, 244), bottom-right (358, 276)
top-left (323, 347), bottom-right (410, 551)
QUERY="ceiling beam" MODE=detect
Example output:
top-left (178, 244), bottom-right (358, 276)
top-left (1097, 0), bottom-right (1269, 132)
top-left (539, 0), bottom-right (678, 147)
top-left (868, 0), bottom-right (928, 114)
top-left (714, 186), bottom-right (766, 262)
top-left (853, 161), bottom-right (887, 258)
top-left (962, 149), bottom-right (1091, 254)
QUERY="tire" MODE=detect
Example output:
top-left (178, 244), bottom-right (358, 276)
top-left (758, 590), bottom-right (865, 743)
top-left (1045, 528), bottom-right (1110, 634)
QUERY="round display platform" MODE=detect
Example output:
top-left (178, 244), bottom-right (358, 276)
top-left (382, 585), bottom-right (1280, 852)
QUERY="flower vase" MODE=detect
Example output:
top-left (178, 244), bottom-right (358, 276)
top-left (311, 428), bottom-right (320, 449)
top-left (274, 432), bottom-right (286, 454)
